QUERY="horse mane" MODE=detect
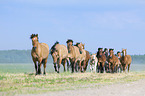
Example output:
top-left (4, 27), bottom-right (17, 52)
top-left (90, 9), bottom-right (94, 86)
top-left (50, 41), bottom-right (59, 55)
top-left (74, 43), bottom-right (80, 47)
top-left (66, 39), bottom-right (73, 44)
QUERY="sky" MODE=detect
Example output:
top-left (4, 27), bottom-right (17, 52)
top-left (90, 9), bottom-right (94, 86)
top-left (0, 0), bottom-right (145, 55)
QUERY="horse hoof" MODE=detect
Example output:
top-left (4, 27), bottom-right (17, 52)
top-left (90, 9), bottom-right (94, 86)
top-left (57, 71), bottom-right (59, 73)
top-left (43, 73), bottom-right (46, 75)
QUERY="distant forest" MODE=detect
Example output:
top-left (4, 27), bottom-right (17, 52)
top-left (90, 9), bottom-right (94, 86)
top-left (0, 50), bottom-right (144, 64)
top-left (0, 50), bottom-right (53, 63)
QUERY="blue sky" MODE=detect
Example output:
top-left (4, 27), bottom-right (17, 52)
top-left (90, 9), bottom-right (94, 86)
top-left (0, 0), bottom-right (145, 55)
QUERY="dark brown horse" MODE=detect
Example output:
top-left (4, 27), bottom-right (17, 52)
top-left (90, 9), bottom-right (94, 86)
top-left (97, 48), bottom-right (106, 73)
top-left (50, 41), bottom-right (69, 73)
top-left (121, 49), bottom-right (132, 73)
top-left (30, 34), bottom-right (49, 75)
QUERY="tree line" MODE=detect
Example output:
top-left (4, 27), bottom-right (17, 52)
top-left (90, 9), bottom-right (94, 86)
top-left (0, 50), bottom-right (144, 64)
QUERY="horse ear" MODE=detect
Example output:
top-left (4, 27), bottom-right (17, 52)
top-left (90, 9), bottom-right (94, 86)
top-left (36, 34), bottom-right (38, 37)
top-left (30, 34), bottom-right (34, 39)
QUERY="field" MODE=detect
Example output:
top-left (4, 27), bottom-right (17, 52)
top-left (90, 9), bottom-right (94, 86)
top-left (0, 63), bottom-right (145, 96)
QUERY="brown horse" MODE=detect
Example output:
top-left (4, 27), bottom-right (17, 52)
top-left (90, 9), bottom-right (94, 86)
top-left (116, 51), bottom-right (123, 73)
top-left (76, 43), bottom-right (87, 72)
top-left (97, 48), bottom-right (106, 73)
top-left (30, 34), bottom-right (49, 75)
top-left (50, 41), bottom-right (69, 73)
top-left (107, 49), bottom-right (120, 73)
top-left (121, 49), bottom-right (132, 73)
top-left (81, 43), bottom-right (90, 72)
top-left (66, 40), bottom-right (86, 73)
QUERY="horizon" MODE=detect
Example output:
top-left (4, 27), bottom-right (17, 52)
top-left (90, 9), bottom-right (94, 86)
top-left (0, 49), bottom-right (144, 56)
top-left (0, 0), bottom-right (145, 55)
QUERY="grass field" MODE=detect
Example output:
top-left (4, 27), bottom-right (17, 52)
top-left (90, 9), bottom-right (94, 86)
top-left (0, 63), bottom-right (145, 96)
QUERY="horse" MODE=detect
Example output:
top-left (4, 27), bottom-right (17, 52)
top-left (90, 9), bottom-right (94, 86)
top-left (97, 48), bottom-right (106, 73)
top-left (120, 49), bottom-right (132, 73)
top-left (90, 54), bottom-right (98, 73)
top-left (30, 34), bottom-right (49, 75)
top-left (107, 49), bottom-right (120, 73)
top-left (116, 51), bottom-right (123, 73)
top-left (81, 43), bottom-right (90, 72)
top-left (50, 41), bottom-right (69, 73)
top-left (75, 43), bottom-right (87, 72)
top-left (66, 40), bottom-right (86, 73)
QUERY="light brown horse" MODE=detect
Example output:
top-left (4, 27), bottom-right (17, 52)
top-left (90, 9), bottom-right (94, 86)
top-left (50, 41), bottom-right (69, 73)
top-left (30, 34), bottom-right (49, 75)
top-left (107, 49), bottom-right (120, 73)
top-left (121, 49), bottom-right (132, 73)
top-left (81, 43), bottom-right (90, 72)
top-left (66, 40), bottom-right (86, 73)
top-left (76, 43), bottom-right (87, 72)
top-left (97, 48), bottom-right (106, 73)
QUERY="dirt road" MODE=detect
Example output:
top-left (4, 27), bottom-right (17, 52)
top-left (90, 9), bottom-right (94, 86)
top-left (19, 79), bottom-right (145, 96)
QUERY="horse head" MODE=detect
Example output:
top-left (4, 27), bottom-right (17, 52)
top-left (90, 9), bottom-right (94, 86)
top-left (51, 49), bottom-right (58, 63)
top-left (75, 42), bottom-right (84, 54)
top-left (67, 41), bottom-right (73, 53)
top-left (82, 43), bottom-right (85, 49)
top-left (90, 54), bottom-right (96, 64)
top-left (30, 34), bottom-right (39, 49)
top-left (122, 49), bottom-right (127, 57)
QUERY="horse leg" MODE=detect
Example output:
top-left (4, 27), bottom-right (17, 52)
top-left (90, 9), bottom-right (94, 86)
top-left (120, 64), bottom-right (123, 73)
top-left (66, 58), bottom-right (70, 71)
top-left (90, 64), bottom-right (92, 72)
top-left (71, 59), bottom-right (75, 73)
top-left (74, 60), bottom-right (78, 72)
top-left (53, 62), bottom-right (57, 72)
top-left (108, 63), bottom-right (111, 73)
top-left (43, 59), bottom-right (47, 75)
top-left (32, 58), bottom-right (38, 75)
top-left (125, 64), bottom-right (128, 73)
top-left (102, 62), bottom-right (105, 73)
top-left (57, 57), bottom-right (62, 73)
top-left (63, 59), bottom-right (66, 72)
top-left (112, 64), bottom-right (115, 73)
top-left (116, 65), bottom-right (119, 73)
top-left (84, 60), bottom-right (89, 72)
top-left (79, 61), bottom-right (82, 72)
top-left (97, 62), bottom-right (100, 73)
top-left (128, 64), bottom-right (131, 73)
top-left (83, 61), bottom-right (86, 72)
top-left (122, 64), bottom-right (125, 72)
top-left (94, 63), bottom-right (97, 73)
top-left (38, 57), bottom-right (42, 75)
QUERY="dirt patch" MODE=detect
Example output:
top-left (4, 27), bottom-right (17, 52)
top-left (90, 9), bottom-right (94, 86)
top-left (18, 79), bottom-right (145, 96)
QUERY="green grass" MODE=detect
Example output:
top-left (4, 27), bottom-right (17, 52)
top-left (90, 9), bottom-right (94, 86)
top-left (0, 63), bottom-right (145, 96)
top-left (0, 63), bottom-right (145, 74)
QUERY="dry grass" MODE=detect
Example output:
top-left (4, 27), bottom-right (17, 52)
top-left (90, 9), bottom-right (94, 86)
top-left (0, 71), bottom-right (145, 96)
